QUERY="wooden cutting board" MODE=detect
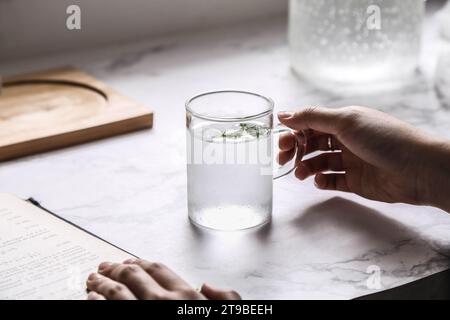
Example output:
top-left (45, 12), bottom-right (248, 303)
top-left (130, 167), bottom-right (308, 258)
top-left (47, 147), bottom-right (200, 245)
top-left (0, 67), bottom-right (153, 161)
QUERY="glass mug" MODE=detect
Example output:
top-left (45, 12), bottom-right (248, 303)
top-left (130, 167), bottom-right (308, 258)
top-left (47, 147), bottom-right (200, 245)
top-left (185, 90), bottom-right (295, 231)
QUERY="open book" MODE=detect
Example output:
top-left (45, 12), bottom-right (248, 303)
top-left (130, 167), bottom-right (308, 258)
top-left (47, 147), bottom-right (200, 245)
top-left (0, 193), bottom-right (134, 299)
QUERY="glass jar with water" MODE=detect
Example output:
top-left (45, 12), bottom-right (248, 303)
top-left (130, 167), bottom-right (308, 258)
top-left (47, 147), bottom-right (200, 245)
top-left (289, 0), bottom-right (425, 84)
top-left (186, 91), bottom-right (295, 231)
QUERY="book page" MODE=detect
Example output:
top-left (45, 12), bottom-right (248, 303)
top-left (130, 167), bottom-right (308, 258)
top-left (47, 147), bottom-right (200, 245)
top-left (0, 193), bottom-right (134, 299)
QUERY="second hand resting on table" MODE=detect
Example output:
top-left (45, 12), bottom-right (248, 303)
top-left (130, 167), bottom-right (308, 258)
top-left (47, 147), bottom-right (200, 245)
top-left (86, 106), bottom-right (450, 300)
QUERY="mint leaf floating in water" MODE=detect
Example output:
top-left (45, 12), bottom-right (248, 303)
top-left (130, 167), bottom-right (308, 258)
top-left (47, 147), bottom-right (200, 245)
top-left (221, 126), bottom-right (244, 139)
top-left (240, 123), bottom-right (267, 138)
top-left (220, 123), bottom-right (269, 140)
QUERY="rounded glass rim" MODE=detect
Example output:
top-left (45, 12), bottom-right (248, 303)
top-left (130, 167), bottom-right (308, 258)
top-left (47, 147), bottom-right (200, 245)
top-left (185, 90), bottom-right (274, 122)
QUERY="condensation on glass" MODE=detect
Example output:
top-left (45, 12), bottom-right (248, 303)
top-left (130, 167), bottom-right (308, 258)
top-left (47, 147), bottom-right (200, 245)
top-left (289, 0), bottom-right (425, 84)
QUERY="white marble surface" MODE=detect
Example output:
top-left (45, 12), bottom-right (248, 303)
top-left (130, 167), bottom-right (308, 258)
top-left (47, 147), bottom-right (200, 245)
top-left (1, 9), bottom-right (450, 299)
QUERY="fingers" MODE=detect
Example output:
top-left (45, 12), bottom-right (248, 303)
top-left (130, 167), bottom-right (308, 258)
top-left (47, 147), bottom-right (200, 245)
top-left (131, 260), bottom-right (192, 292)
top-left (278, 129), bottom-right (342, 166)
top-left (89, 259), bottom-right (239, 301)
top-left (295, 152), bottom-right (344, 180)
top-left (200, 283), bottom-right (241, 300)
top-left (98, 261), bottom-right (168, 300)
top-left (314, 173), bottom-right (350, 193)
top-left (278, 149), bottom-right (296, 165)
top-left (278, 132), bottom-right (304, 165)
top-left (86, 273), bottom-right (137, 300)
top-left (87, 291), bottom-right (106, 300)
top-left (279, 132), bottom-right (300, 151)
top-left (303, 132), bottom-right (341, 155)
top-left (278, 107), bottom-right (342, 135)
top-left (91, 260), bottom-right (205, 300)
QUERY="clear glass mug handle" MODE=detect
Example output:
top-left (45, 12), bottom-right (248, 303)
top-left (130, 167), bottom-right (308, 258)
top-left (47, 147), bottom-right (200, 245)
top-left (273, 123), bottom-right (297, 180)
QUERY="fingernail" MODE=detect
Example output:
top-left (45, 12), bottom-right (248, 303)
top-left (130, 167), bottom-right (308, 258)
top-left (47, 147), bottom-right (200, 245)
top-left (123, 258), bottom-right (137, 264)
top-left (315, 174), bottom-right (326, 188)
top-left (88, 291), bottom-right (98, 298)
top-left (98, 262), bottom-right (112, 271)
top-left (278, 111), bottom-right (293, 119)
top-left (296, 163), bottom-right (309, 180)
top-left (201, 283), bottom-right (212, 291)
top-left (88, 273), bottom-right (100, 281)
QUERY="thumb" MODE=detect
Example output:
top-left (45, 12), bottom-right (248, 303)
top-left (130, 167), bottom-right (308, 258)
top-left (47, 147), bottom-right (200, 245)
top-left (278, 107), bottom-right (342, 135)
top-left (200, 283), bottom-right (241, 300)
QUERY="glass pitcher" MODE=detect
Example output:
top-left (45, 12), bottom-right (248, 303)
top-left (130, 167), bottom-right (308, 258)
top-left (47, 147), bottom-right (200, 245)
top-left (441, 1), bottom-right (450, 40)
top-left (288, 0), bottom-right (425, 84)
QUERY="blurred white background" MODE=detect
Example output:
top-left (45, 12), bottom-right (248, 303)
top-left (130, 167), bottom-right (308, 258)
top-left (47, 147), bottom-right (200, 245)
top-left (0, 0), bottom-right (287, 60)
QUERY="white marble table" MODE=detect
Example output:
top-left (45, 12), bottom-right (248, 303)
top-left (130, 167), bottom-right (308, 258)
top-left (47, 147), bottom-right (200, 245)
top-left (1, 10), bottom-right (450, 299)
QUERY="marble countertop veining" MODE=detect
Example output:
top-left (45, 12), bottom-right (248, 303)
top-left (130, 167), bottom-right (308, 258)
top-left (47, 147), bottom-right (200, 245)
top-left (1, 12), bottom-right (450, 299)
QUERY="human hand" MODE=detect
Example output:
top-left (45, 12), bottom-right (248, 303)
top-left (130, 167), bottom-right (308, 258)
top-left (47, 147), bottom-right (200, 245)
top-left (86, 259), bottom-right (241, 300)
top-left (278, 106), bottom-right (450, 211)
